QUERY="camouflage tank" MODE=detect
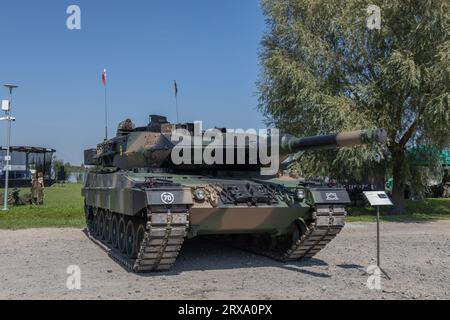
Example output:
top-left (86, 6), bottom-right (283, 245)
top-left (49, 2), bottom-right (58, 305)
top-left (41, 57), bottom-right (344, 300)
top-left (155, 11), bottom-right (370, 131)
top-left (82, 115), bottom-right (386, 272)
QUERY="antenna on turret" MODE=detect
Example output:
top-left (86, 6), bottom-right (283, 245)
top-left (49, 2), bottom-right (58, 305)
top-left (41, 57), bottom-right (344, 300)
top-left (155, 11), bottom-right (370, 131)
top-left (102, 68), bottom-right (108, 140)
top-left (174, 80), bottom-right (179, 123)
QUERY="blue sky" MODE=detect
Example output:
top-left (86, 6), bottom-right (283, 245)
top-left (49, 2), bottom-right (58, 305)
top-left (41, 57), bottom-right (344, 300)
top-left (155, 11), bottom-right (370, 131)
top-left (0, 0), bottom-right (266, 164)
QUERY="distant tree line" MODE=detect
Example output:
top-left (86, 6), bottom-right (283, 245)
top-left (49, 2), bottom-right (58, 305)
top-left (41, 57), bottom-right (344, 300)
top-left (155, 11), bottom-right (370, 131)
top-left (53, 157), bottom-right (87, 183)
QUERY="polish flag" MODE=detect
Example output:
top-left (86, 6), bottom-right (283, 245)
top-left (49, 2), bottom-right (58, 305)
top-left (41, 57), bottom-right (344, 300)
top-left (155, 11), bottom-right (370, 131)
top-left (102, 69), bottom-right (107, 86)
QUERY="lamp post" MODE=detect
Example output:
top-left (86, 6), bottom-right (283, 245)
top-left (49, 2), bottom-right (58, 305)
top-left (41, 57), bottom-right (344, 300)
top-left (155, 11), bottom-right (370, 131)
top-left (2, 84), bottom-right (18, 211)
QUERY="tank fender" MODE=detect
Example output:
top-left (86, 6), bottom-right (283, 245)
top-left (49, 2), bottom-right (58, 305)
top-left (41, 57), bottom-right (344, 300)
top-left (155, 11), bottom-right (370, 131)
top-left (146, 188), bottom-right (194, 206)
top-left (309, 189), bottom-right (351, 205)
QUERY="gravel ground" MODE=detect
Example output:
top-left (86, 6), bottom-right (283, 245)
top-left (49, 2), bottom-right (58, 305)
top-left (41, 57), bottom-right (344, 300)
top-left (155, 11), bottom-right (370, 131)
top-left (0, 221), bottom-right (449, 300)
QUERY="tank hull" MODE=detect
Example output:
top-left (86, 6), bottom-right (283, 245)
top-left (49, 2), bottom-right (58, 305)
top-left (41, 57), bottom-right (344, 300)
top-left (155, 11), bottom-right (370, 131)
top-left (81, 116), bottom-right (385, 272)
top-left (189, 208), bottom-right (308, 235)
top-left (82, 170), bottom-right (350, 272)
top-left (83, 171), bottom-right (313, 235)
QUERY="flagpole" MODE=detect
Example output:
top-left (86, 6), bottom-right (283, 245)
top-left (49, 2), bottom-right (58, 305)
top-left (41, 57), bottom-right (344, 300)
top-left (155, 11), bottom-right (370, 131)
top-left (104, 83), bottom-right (108, 140)
top-left (103, 69), bottom-right (108, 141)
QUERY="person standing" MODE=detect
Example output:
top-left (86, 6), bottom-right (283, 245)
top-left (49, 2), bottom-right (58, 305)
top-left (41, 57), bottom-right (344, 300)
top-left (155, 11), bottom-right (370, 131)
top-left (37, 172), bottom-right (45, 205)
top-left (31, 173), bottom-right (37, 204)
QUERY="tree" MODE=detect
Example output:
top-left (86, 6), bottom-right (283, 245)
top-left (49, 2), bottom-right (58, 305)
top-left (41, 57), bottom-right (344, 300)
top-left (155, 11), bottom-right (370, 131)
top-left (52, 157), bottom-right (66, 181)
top-left (258, 0), bottom-right (450, 213)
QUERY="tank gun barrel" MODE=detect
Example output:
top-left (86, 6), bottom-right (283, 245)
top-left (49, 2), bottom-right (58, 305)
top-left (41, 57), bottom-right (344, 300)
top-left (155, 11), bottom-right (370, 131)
top-left (279, 129), bottom-right (387, 155)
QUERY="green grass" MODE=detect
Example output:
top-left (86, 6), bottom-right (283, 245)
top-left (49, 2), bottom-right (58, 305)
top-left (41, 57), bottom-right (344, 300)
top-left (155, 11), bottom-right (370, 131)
top-left (0, 184), bottom-right (85, 230)
top-left (0, 184), bottom-right (449, 229)
top-left (347, 198), bottom-right (450, 222)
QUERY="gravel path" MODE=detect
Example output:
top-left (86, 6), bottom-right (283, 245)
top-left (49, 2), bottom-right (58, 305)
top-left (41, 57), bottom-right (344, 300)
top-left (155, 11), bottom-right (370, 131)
top-left (0, 221), bottom-right (449, 300)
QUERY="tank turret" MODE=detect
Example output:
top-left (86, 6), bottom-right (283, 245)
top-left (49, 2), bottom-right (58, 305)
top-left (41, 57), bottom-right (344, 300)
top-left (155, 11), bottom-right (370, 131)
top-left (84, 115), bottom-right (386, 172)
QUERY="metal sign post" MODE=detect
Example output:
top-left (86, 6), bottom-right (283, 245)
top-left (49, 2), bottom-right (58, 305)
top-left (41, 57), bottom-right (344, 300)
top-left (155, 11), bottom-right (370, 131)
top-left (363, 191), bottom-right (393, 280)
top-left (1, 114), bottom-right (16, 211)
top-left (2, 84), bottom-right (18, 211)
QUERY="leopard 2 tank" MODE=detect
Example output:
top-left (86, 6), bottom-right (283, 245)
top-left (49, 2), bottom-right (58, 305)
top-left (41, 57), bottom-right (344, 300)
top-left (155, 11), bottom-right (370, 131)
top-left (82, 115), bottom-right (386, 272)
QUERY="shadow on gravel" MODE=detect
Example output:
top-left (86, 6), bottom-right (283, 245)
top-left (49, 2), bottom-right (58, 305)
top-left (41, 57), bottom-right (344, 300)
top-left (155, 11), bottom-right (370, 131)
top-left (336, 264), bottom-right (365, 271)
top-left (136, 238), bottom-right (331, 277)
top-left (280, 264), bottom-right (331, 278)
top-left (84, 230), bottom-right (333, 277)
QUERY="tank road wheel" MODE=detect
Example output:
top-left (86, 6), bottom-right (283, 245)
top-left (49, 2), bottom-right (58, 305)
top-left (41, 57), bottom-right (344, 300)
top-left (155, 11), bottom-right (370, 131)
top-left (86, 218), bottom-right (93, 234)
top-left (292, 220), bottom-right (308, 245)
top-left (125, 220), bottom-right (137, 259)
top-left (136, 224), bottom-right (146, 255)
top-left (85, 206), bottom-right (95, 234)
top-left (277, 220), bottom-right (308, 252)
top-left (93, 210), bottom-right (99, 237)
top-left (111, 214), bottom-right (119, 248)
top-left (98, 210), bottom-right (105, 240)
top-left (104, 211), bottom-right (112, 243)
top-left (118, 217), bottom-right (126, 253)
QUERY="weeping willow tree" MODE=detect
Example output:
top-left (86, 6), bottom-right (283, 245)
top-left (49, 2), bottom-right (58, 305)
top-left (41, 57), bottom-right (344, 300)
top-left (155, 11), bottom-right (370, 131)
top-left (258, 0), bottom-right (450, 213)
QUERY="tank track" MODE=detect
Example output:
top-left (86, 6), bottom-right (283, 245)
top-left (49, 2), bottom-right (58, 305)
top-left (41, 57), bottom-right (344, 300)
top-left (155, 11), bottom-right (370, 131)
top-left (222, 205), bottom-right (346, 262)
top-left (85, 206), bottom-right (189, 273)
top-left (281, 205), bottom-right (346, 261)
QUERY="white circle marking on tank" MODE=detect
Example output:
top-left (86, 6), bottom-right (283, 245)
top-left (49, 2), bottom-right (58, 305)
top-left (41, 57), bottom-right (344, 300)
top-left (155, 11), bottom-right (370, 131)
top-left (161, 192), bottom-right (175, 205)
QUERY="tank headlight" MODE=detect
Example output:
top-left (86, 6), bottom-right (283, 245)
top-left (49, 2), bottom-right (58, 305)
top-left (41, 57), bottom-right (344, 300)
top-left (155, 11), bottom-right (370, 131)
top-left (297, 190), bottom-right (305, 201)
top-left (194, 188), bottom-right (206, 201)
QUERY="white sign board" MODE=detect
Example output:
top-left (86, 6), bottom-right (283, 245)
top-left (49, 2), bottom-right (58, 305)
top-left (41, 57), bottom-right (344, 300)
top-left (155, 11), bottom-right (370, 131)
top-left (4, 155), bottom-right (11, 161)
top-left (1, 100), bottom-right (10, 111)
top-left (364, 191), bottom-right (393, 206)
